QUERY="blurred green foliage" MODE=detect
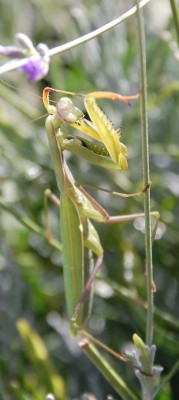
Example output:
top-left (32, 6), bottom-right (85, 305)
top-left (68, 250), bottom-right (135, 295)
top-left (0, 0), bottom-right (179, 399)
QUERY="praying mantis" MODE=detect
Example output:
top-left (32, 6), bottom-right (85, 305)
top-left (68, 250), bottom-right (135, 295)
top-left (42, 86), bottom-right (157, 340)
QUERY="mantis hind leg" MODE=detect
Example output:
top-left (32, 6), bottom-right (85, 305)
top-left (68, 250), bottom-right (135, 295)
top-left (72, 254), bottom-right (103, 324)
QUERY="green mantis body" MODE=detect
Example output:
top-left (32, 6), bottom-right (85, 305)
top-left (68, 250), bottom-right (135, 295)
top-left (43, 88), bottom-right (151, 336)
top-left (45, 111), bottom-right (106, 334)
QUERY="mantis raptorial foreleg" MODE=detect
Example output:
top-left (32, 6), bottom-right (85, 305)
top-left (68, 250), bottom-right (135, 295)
top-left (43, 87), bottom-right (142, 172)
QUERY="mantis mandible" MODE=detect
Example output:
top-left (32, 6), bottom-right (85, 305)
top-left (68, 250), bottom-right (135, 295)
top-left (43, 87), bottom-right (155, 338)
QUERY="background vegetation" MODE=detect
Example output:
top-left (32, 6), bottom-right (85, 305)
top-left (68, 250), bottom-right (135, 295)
top-left (0, 0), bottom-right (178, 399)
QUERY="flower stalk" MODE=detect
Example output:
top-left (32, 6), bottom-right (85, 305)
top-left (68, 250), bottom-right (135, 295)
top-left (0, 0), bottom-right (150, 78)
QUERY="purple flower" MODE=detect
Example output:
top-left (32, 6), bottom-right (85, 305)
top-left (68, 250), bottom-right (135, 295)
top-left (19, 57), bottom-right (49, 82)
top-left (0, 34), bottom-right (50, 82)
top-left (0, 45), bottom-right (24, 58)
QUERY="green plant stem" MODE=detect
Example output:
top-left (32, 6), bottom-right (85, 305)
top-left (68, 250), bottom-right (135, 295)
top-left (170, 0), bottom-right (179, 45)
top-left (80, 340), bottom-right (139, 400)
top-left (152, 359), bottom-right (179, 399)
top-left (136, 1), bottom-right (153, 347)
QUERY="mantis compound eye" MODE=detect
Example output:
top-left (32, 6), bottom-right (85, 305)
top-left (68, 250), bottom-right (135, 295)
top-left (56, 97), bottom-right (84, 123)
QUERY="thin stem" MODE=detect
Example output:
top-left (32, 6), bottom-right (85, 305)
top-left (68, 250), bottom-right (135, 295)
top-left (0, 0), bottom-right (151, 75)
top-left (49, 0), bottom-right (150, 57)
top-left (170, 0), bottom-right (179, 45)
top-left (152, 360), bottom-right (179, 399)
top-left (80, 340), bottom-right (139, 400)
top-left (136, 1), bottom-right (153, 346)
